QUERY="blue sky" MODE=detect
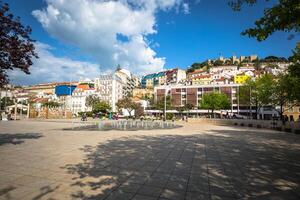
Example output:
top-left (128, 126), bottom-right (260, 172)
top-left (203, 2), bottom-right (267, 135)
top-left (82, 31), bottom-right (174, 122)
top-left (7, 0), bottom-right (299, 85)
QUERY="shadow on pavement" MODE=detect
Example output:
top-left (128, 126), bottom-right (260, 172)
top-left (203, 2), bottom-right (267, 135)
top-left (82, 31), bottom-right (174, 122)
top-left (0, 133), bottom-right (43, 146)
top-left (61, 130), bottom-right (300, 200)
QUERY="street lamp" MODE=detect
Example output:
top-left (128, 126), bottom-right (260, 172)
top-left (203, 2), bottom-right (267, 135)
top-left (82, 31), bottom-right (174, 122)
top-left (249, 85), bottom-right (252, 119)
top-left (164, 85), bottom-right (166, 121)
top-left (163, 83), bottom-right (169, 121)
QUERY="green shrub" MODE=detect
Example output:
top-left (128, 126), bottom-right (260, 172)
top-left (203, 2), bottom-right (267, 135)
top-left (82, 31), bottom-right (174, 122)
top-left (166, 113), bottom-right (174, 120)
top-left (78, 111), bottom-right (93, 117)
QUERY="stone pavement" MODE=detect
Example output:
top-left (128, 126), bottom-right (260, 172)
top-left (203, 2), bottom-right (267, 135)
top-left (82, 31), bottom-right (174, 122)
top-left (0, 120), bottom-right (300, 200)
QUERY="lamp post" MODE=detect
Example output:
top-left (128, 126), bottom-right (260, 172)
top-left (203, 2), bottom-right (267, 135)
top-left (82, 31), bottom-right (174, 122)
top-left (249, 85), bottom-right (252, 119)
top-left (164, 85), bottom-right (166, 121)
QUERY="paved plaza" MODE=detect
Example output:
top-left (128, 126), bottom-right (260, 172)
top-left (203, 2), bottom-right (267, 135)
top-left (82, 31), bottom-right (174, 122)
top-left (0, 120), bottom-right (300, 200)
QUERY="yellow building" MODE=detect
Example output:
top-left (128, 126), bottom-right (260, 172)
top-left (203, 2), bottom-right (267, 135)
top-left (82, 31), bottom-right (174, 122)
top-left (132, 88), bottom-right (154, 99)
top-left (158, 75), bottom-right (167, 85)
top-left (191, 75), bottom-right (212, 85)
top-left (145, 79), bottom-right (153, 88)
top-left (234, 75), bottom-right (250, 84)
top-left (284, 105), bottom-right (300, 121)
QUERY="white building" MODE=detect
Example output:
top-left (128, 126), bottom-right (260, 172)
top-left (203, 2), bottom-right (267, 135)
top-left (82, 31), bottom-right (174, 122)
top-left (115, 68), bottom-right (136, 97)
top-left (176, 69), bottom-right (187, 83)
top-left (95, 74), bottom-right (123, 112)
top-left (68, 88), bottom-right (96, 114)
top-left (210, 66), bottom-right (238, 73)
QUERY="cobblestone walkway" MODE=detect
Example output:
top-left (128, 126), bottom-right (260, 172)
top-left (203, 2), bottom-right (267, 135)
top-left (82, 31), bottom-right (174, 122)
top-left (0, 121), bottom-right (300, 200)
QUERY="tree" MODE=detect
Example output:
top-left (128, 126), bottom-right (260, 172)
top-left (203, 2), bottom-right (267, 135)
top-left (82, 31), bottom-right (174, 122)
top-left (176, 103), bottom-right (194, 117)
top-left (93, 101), bottom-right (111, 114)
top-left (134, 103), bottom-right (144, 118)
top-left (85, 95), bottom-right (100, 110)
top-left (213, 60), bottom-right (224, 66)
top-left (229, 0), bottom-right (300, 41)
top-left (0, 2), bottom-right (38, 87)
top-left (116, 97), bottom-right (138, 117)
top-left (42, 101), bottom-right (60, 108)
top-left (253, 60), bottom-right (261, 70)
top-left (271, 44), bottom-right (300, 107)
top-left (255, 74), bottom-right (275, 117)
top-left (155, 95), bottom-right (172, 111)
top-left (0, 96), bottom-right (14, 110)
top-left (200, 92), bottom-right (230, 117)
top-left (288, 44), bottom-right (300, 102)
top-left (187, 62), bottom-right (207, 73)
top-left (272, 74), bottom-right (294, 121)
top-left (241, 75), bottom-right (275, 119)
top-left (224, 60), bottom-right (232, 66)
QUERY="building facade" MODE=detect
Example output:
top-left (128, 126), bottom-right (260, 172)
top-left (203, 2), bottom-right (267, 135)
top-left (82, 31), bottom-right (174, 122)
top-left (234, 74), bottom-right (250, 84)
top-left (284, 105), bottom-right (300, 121)
top-left (191, 75), bottom-right (212, 85)
top-left (141, 68), bottom-right (186, 88)
top-left (115, 68), bottom-right (137, 97)
top-left (69, 82), bottom-right (96, 114)
top-left (95, 74), bottom-right (123, 112)
top-left (154, 84), bottom-right (241, 112)
top-left (132, 88), bottom-right (154, 100)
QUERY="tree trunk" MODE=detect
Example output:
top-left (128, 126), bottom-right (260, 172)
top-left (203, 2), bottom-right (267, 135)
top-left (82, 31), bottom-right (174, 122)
top-left (256, 101), bottom-right (259, 119)
top-left (280, 103), bottom-right (284, 124)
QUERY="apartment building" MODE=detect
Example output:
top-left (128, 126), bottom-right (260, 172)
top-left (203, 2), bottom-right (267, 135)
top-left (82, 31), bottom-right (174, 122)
top-left (141, 68), bottom-right (186, 88)
top-left (284, 105), bottom-right (300, 121)
top-left (154, 84), bottom-right (241, 111)
top-left (69, 83), bottom-right (96, 114)
top-left (95, 74), bottom-right (123, 112)
top-left (187, 69), bottom-right (207, 78)
top-left (191, 75), bottom-right (212, 85)
top-left (132, 88), bottom-right (154, 100)
top-left (115, 68), bottom-right (139, 96)
top-left (234, 74), bottom-right (250, 84)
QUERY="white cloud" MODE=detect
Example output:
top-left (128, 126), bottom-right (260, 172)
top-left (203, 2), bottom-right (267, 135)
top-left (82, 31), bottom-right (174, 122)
top-left (9, 42), bottom-right (100, 85)
top-left (182, 3), bottom-right (190, 14)
top-left (32, 0), bottom-right (189, 75)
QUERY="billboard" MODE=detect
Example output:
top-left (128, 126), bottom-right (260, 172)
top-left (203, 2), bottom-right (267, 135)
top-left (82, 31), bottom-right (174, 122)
top-left (55, 85), bottom-right (76, 96)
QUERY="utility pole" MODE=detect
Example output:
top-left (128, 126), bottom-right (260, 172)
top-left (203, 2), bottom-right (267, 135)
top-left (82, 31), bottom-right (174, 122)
top-left (4, 86), bottom-right (7, 111)
top-left (14, 99), bottom-right (17, 120)
top-left (164, 85), bottom-right (167, 121)
top-left (20, 100), bottom-right (23, 119)
top-left (249, 86), bottom-right (252, 119)
top-left (237, 86), bottom-right (240, 115)
top-left (27, 101), bottom-right (30, 119)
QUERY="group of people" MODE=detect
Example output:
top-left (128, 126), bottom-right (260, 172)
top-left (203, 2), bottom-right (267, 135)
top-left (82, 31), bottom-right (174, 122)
top-left (81, 112), bottom-right (120, 121)
top-left (81, 112), bottom-right (87, 121)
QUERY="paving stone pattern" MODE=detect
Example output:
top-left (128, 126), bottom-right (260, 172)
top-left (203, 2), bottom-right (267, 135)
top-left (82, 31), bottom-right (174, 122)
top-left (0, 120), bottom-right (300, 200)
